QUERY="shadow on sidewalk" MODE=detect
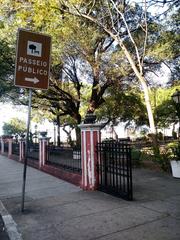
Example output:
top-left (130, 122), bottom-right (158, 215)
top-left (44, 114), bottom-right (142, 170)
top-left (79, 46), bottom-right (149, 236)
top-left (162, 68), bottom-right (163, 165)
top-left (0, 215), bottom-right (10, 240)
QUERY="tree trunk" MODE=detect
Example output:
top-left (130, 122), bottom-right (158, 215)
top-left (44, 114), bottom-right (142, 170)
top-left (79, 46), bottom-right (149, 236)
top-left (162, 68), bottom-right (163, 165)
top-left (88, 63), bottom-right (100, 113)
top-left (82, 24), bottom-right (156, 134)
top-left (75, 127), bottom-right (81, 147)
top-left (67, 132), bottom-right (73, 147)
top-left (140, 79), bottom-right (156, 134)
top-left (115, 35), bottom-right (156, 134)
top-left (53, 124), bottom-right (56, 145)
top-left (64, 8), bottom-right (156, 134)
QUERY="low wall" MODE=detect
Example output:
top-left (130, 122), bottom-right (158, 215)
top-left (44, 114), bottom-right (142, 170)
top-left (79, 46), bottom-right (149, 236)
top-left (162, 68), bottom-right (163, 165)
top-left (0, 153), bottom-right (81, 187)
top-left (41, 164), bottom-right (82, 187)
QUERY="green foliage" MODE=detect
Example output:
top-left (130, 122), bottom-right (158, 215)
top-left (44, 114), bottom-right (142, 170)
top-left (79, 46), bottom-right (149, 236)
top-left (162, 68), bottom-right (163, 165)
top-left (2, 118), bottom-right (26, 136)
top-left (172, 131), bottom-right (177, 139)
top-left (132, 144), bottom-right (171, 172)
top-left (0, 0), bottom-right (121, 126)
top-left (152, 141), bottom-right (180, 171)
top-left (149, 31), bottom-right (180, 60)
top-left (151, 140), bottom-right (180, 171)
top-left (0, 39), bottom-right (16, 99)
top-left (96, 86), bottom-right (147, 127)
top-left (167, 141), bottom-right (180, 160)
top-left (134, 140), bottom-right (180, 172)
top-left (148, 7), bottom-right (180, 61)
top-left (151, 86), bottom-right (180, 128)
top-left (131, 147), bottom-right (142, 167)
top-left (151, 145), bottom-right (170, 172)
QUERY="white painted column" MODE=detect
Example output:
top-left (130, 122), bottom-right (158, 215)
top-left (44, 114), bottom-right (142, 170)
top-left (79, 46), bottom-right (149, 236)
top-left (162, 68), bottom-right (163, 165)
top-left (1, 138), bottom-right (4, 154)
top-left (19, 139), bottom-right (25, 162)
top-left (8, 137), bottom-right (13, 158)
top-left (39, 137), bottom-right (50, 169)
top-left (79, 123), bottom-right (102, 190)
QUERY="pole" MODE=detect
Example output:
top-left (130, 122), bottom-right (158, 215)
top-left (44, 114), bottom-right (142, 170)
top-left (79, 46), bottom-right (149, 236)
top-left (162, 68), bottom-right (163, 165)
top-left (54, 124), bottom-right (56, 146)
top-left (21, 89), bottom-right (32, 212)
top-left (57, 115), bottom-right (60, 147)
top-left (178, 118), bottom-right (180, 141)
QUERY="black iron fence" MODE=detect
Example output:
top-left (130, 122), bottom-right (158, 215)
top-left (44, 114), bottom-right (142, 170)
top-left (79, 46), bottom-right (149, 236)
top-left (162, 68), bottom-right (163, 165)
top-left (12, 143), bottom-right (20, 156)
top-left (47, 146), bottom-right (82, 174)
top-left (27, 143), bottom-right (39, 161)
top-left (97, 140), bottom-right (133, 200)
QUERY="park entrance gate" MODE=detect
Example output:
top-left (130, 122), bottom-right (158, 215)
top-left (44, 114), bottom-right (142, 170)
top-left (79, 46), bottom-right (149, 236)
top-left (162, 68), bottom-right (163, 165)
top-left (97, 140), bottom-right (133, 200)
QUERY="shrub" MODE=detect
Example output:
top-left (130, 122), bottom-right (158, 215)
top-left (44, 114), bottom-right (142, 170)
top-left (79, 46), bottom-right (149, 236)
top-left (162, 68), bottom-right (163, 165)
top-left (167, 141), bottom-right (180, 160)
top-left (153, 148), bottom-right (170, 172)
top-left (131, 147), bottom-right (142, 167)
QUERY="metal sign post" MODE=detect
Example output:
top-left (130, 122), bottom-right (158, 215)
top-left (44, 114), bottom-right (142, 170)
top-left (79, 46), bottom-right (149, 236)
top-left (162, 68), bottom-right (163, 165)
top-left (21, 89), bottom-right (32, 212)
top-left (14, 28), bottom-right (51, 212)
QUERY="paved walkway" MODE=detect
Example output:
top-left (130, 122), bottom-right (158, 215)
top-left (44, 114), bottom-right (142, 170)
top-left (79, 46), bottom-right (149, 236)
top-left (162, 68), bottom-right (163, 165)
top-left (0, 155), bottom-right (180, 240)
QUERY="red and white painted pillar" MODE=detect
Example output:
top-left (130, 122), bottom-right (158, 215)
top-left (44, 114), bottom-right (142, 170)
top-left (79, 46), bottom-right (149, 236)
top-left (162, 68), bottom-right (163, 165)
top-left (0, 138), bottom-right (4, 154)
top-left (79, 123), bottom-right (102, 190)
top-left (19, 138), bottom-right (25, 162)
top-left (39, 137), bottom-right (50, 169)
top-left (8, 137), bottom-right (13, 158)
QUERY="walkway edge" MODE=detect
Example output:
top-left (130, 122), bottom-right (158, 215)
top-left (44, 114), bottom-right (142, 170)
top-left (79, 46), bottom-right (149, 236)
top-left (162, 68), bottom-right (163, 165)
top-left (0, 201), bottom-right (23, 240)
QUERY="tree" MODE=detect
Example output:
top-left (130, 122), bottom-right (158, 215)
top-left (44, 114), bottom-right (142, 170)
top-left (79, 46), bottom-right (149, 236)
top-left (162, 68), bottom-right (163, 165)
top-left (151, 86), bottom-right (180, 132)
top-left (0, 0), bottom-right (179, 142)
top-left (147, 6), bottom-right (180, 85)
top-left (56, 0), bottom-right (154, 134)
top-left (2, 118), bottom-right (26, 136)
top-left (0, 39), bottom-right (19, 101)
top-left (96, 85), bottom-right (147, 128)
top-left (0, 2), bottom-right (83, 141)
top-left (58, 0), bottom-right (179, 136)
top-left (0, 0), bottom-right (131, 135)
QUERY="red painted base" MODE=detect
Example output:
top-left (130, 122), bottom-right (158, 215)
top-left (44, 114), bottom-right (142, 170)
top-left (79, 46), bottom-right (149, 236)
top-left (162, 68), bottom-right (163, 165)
top-left (42, 165), bottom-right (82, 187)
top-left (81, 185), bottom-right (97, 191)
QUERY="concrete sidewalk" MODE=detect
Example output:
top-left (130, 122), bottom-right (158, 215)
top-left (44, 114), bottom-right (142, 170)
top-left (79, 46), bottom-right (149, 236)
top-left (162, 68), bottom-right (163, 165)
top-left (0, 155), bottom-right (180, 240)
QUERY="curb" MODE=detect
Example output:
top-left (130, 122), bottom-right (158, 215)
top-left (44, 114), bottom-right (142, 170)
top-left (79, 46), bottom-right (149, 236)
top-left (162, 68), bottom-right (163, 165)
top-left (0, 201), bottom-right (23, 240)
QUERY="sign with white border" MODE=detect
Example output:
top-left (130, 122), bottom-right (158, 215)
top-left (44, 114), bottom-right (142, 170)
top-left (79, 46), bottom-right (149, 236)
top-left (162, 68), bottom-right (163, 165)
top-left (15, 29), bottom-right (51, 90)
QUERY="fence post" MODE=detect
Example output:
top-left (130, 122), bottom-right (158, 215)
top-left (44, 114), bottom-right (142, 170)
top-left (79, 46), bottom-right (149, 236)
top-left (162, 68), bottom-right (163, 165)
top-left (8, 137), bottom-right (13, 158)
top-left (79, 121), bottom-right (102, 190)
top-left (1, 137), bottom-right (4, 154)
top-left (39, 137), bottom-right (50, 169)
top-left (19, 138), bottom-right (25, 162)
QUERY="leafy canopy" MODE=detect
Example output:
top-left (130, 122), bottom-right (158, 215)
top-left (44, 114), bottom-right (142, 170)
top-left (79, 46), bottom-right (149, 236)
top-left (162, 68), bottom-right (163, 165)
top-left (2, 117), bottom-right (26, 136)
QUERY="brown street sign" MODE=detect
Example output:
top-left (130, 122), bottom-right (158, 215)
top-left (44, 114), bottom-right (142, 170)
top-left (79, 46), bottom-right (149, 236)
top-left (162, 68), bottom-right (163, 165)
top-left (15, 28), bottom-right (51, 90)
